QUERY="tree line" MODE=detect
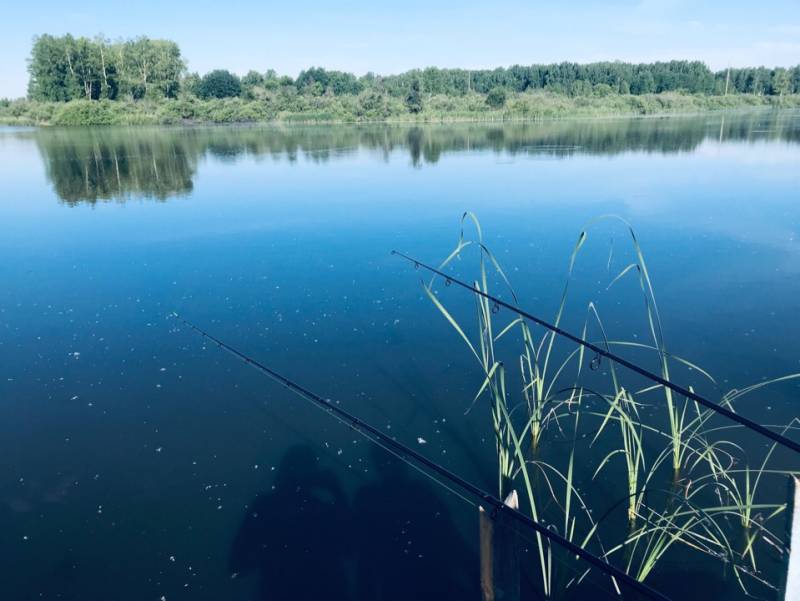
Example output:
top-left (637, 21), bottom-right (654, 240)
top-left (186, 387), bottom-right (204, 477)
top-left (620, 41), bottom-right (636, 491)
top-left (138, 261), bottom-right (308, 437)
top-left (188, 62), bottom-right (800, 102)
top-left (26, 34), bottom-right (800, 107)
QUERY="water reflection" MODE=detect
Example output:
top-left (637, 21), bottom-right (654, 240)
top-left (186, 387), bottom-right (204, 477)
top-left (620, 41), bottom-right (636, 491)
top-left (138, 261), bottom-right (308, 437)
top-left (17, 110), bottom-right (800, 204)
top-left (35, 129), bottom-right (197, 204)
top-left (229, 445), bottom-right (350, 601)
top-left (230, 445), bottom-right (478, 601)
top-left (352, 446), bottom-right (478, 601)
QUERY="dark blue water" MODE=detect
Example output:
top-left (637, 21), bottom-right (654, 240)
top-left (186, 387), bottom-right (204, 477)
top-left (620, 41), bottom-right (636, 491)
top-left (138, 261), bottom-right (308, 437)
top-left (1, 114), bottom-right (799, 600)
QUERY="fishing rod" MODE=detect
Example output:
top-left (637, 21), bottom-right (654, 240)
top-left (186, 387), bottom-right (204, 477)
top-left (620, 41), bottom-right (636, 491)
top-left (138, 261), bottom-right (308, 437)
top-left (171, 311), bottom-right (670, 601)
top-left (392, 250), bottom-right (800, 456)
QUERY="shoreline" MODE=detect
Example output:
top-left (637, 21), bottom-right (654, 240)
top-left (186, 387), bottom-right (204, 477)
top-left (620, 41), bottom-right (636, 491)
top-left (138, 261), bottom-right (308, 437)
top-left (2, 92), bottom-right (799, 127)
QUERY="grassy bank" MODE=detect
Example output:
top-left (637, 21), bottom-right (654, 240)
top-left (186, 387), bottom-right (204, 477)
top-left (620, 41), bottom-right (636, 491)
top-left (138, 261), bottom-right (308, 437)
top-left (2, 91), bottom-right (799, 126)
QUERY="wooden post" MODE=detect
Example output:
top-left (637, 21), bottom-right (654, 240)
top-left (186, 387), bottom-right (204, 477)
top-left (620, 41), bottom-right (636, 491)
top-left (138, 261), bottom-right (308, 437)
top-left (479, 490), bottom-right (520, 601)
top-left (783, 476), bottom-right (800, 600)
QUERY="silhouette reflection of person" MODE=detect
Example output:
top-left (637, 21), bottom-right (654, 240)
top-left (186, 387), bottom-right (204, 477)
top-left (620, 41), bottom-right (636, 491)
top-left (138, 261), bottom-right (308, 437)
top-left (229, 445), bottom-right (350, 601)
top-left (353, 446), bottom-right (479, 601)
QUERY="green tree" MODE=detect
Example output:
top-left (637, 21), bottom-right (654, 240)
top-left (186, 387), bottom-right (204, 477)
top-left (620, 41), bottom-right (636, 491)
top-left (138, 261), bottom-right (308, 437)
top-left (771, 68), bottom-right (791, 97)
top-left (486, 87), bottom-right (507, 108)
top-left (199, 70), bottom-right (242, 98)
top-left (241, 70), bottom-right (267, 100)
top-left (357, 89), bottom-right (390, 119)
top-left (593, 83), bottom-right (614, 97)
top-left (405, 77), bottom-right (423, 113)
top-left (69, 36), bottom-right (103, 99)
top-left (296, 67), bottom-right (362, 95)
top-left (149, 39), bottom-right (184, 98)
top-left (28, 34), bottom-right (74, 101)
top-left (114, 37), bottom-right (183, 99)
top-left (93, 35), bottom-right (116, 99)
top-left (791, 67), bottom-right (800, 94)
top-left (28, 34), bottom-right (111, 100)
top-left (263, 69), bottom-right (281, 91)
top-left (182, 72), bottom-right (202, 97)
top-left (631, 71), bottom-right (655, 95)
top-left (241, 70), bottom-right (264, 88)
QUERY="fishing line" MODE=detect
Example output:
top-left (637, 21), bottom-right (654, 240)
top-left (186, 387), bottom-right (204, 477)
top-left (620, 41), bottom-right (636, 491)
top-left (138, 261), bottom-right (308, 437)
top-left (170, 311), bottom-right (670, 601)
top-left (392, 250), bottom-right (800, 456)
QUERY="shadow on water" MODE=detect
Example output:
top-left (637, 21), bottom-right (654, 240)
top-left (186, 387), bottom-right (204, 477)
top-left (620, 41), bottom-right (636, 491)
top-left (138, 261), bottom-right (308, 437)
top-left (352, 446), bottom-right (479, 601)
top-left (11, 110), bottom-right (799, 204)
top-left (229, 445), bottom-right (350, 601)
top-left (230, 444), bottom-right (480, 601)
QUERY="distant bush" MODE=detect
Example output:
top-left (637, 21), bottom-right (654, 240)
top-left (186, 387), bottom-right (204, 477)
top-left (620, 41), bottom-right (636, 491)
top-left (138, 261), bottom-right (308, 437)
top-left (593, 83), bottom-right (615, 97)
top-left (25, 101), bottom-right (59, 123)
top-left (357, 89), bottom-right (393, 119)
top-left (156, 98), bottom-right (200, 123)
top-left (199, 70), bottom-right (242, 99)
top-left (405, 78), bottom-right (423, 113)
top-left (486, 87), bottom-right (507, 108)
top-left (52, 100), bottom-right (121, 125)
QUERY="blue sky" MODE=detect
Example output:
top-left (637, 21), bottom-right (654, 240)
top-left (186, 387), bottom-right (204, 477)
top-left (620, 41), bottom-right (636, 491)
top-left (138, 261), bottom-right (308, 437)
top-left (1, 0), bottom-right (798, 98)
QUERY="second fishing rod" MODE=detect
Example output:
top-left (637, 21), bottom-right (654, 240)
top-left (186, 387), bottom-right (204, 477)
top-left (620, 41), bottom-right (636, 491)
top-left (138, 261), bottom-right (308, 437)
top-left (171, 311), bottom-right (670, 601)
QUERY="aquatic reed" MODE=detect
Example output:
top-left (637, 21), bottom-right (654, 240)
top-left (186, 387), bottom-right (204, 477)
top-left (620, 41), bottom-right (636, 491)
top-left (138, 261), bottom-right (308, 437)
top-left (423, 213), bottom-right (799, 598)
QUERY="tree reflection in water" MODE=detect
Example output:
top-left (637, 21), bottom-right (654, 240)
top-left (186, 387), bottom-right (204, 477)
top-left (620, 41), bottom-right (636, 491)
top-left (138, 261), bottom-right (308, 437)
top-left (24, 112), bottom-right (799, 204)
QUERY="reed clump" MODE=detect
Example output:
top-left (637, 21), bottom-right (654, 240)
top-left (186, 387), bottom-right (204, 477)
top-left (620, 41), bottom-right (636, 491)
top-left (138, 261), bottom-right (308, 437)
top-left (425, 213), bottom-right (800, 598)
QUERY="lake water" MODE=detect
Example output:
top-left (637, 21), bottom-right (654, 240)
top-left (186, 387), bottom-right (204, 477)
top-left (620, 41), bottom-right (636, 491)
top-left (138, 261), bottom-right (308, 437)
top-left (1, 113), bottom-right (799, 600)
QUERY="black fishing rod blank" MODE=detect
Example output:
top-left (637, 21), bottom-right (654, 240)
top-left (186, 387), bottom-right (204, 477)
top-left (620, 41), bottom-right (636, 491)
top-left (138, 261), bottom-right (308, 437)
top-left (171, 311), bottom-right (670, 601)
top-left (391, 250), bottom-right (800, 456)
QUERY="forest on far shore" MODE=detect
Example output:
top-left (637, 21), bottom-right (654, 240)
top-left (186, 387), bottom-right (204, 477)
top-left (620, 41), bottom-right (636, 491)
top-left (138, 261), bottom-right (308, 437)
top-left (23, 33), bottom-right (800, 103)
top-left (2, 33), bottom-right (798, 126)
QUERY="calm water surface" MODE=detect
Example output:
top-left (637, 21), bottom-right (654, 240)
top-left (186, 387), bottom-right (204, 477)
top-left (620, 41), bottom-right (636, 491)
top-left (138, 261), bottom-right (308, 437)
top-left (0, 113), bottom-right (799, 600)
